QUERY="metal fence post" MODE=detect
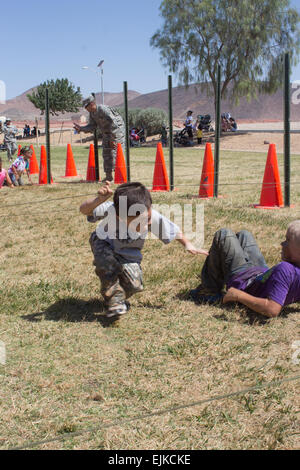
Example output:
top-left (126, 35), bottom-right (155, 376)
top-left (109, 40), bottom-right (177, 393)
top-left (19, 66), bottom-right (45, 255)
top-left (123, 81), bottom-right (130, 182)
top-left (45, 88), bottom-right (51, 184)
top-left (284, 52), bottom-right (291, 208)
top-left (214, 65), bottom-right (221, 198)
top-left (168, 75), bottom-right (174, 191)
top-left (94, 129), bottom-right (100, 182)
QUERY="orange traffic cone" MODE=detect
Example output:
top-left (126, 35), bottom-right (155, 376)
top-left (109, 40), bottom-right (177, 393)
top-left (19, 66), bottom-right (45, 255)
top-left (29, 145), bottom-right (39, 174)
top-left (199, 143), bottom-right (214, 198)
top-left (114, 144), bottom-right (127, 184)
top-left (255, 144), bottom-right (284, 208)
top-left (39, 145), bottom-right (53, 185)
top-left (65, 143), bottom-right (78, 177)
top-left (86, 144), bottom-right (97, 182)
top-left (17, 144), bottom-right (21, 156)
top-left (152, 143), bottom-right (170, 191)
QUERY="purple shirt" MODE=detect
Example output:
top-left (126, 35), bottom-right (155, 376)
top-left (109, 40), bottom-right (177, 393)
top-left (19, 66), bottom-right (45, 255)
top-left (228, 262), bottom-right (300, 306)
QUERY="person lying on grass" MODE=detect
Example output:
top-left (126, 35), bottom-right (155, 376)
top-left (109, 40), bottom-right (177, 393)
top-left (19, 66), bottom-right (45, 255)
top-left (80, 181), bottom-right (208, 318)
top-left (190, 223), bottom-right (300, 318)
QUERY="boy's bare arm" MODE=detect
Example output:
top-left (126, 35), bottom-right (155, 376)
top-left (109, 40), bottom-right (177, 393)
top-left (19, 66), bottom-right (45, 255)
top-left (176, 233), bottom-right (209, 256)
top-left (223, 287), bottom-right (282, 318)
top-left (79, 181), bottom-right (113, 216)
top-left (11, 166), bottom-right (18, 177)
top-left (26, 169), bottom-right (33, 185)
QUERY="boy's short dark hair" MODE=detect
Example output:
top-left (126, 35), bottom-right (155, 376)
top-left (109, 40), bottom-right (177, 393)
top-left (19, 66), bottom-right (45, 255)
top-left (113, 182), bottom-right (152, 216)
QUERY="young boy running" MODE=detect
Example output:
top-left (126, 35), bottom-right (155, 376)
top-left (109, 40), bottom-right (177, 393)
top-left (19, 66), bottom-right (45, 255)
top-left (190, 222), bottom-right (300, 318)
top-left (80, 181), bottom-right (208, 317)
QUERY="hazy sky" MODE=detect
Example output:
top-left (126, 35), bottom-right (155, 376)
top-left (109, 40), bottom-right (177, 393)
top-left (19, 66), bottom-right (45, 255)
top-left (1, 0), bottom-right (300, 100)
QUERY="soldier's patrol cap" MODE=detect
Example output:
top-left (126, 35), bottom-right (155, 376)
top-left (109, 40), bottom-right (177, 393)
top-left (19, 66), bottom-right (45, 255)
top-left (82, 94), bottom-right (96, 108)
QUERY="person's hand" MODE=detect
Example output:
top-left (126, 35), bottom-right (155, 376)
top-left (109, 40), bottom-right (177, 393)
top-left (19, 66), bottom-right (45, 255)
top-left (97, 181), bottom-right (113, 198)
top-left (185, 241), bottom-right (209, 256)
top-left (73, 123), bottom-right (81, 133)
top-left (223, 287), bottom-right (239, 304)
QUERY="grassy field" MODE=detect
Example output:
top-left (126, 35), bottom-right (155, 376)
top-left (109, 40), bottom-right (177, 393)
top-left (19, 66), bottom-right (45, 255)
top-left (0, 144), bottom-right (299, 450)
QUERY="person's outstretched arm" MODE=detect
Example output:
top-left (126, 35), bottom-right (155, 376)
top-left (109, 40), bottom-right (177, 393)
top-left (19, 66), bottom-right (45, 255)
top-left (74, 114), bottom-right (97, 134)
top-left (79, 181), bottom-right (113, 216)
top-left (223, 287), bottom-right (282, 318)
top-left (176, 233), bottom-right (209, 256)
top-left (150, 209), bottom-right (209, 256)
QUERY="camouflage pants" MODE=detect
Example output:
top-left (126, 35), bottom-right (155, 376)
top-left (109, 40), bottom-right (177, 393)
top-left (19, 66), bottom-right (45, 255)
top-left (5, 141), bottom-right (17, 162)
top-left (102, 132), bottom-right (125, 174)
top-left (89, 232), bottom-right (143, 313)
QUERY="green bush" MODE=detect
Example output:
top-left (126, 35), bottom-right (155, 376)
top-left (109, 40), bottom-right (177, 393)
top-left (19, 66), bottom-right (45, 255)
top-left (136, 108), bottom-right (168, 136)
top-left (115, 108), bottom-right (141, 129)
top-left (128, 108), bottom-right (143, 129)
top-left (116, 107), bottom-right (168, 136)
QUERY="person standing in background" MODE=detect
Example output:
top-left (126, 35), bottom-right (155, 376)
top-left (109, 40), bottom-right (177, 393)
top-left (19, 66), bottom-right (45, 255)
top-left (1, 119), bottom-right (18, 162)
top-left (184, 110), bottom-right (194, 143)
top-left (73, 94), bottom-right (125, 182)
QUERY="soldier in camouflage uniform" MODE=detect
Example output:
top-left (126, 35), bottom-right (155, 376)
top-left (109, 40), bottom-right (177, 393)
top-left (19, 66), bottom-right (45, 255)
top-left (74, 94), bottom-right (125, 182)
top-left (1, 119), bottom-right (18, 162)
top-left (80, 181), bottom-right (208, 318)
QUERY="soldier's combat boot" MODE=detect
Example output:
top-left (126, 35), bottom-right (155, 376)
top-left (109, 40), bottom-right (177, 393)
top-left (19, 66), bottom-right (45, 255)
top-left (101, 173), bottom-right (113, 183)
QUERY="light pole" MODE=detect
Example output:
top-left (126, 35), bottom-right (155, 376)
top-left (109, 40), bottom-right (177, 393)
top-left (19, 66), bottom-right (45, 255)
top-left (82, 61), bottom-right (104, 105)
top-left (97, 60), bottom-right (104, 106)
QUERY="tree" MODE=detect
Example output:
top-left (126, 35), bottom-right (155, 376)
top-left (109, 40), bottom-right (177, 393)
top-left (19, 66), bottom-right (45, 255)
top-left (150, 0), bottom-right (300, 106)
top-left (27, 78), bottom-right (82, 116)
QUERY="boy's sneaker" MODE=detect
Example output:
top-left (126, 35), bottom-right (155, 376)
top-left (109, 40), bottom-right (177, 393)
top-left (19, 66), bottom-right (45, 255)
top-left (106, 301), bottom-right (130, 318)
top-left (189, 286), bottom-right (223, 305)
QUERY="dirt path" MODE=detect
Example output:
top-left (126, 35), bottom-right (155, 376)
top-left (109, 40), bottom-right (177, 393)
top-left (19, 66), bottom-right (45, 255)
top-left (208, 132), bottom-right (300, 154)
top-left (4, 120), bottom-right (300, 154)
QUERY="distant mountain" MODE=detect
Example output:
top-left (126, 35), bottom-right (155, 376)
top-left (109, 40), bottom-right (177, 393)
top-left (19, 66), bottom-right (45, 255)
top-left (1, 83), bottom-right (299, 122)
top-left (127, 83), bottom-right (300, 121)
top-left (0, 88), bottom-right (141, 121)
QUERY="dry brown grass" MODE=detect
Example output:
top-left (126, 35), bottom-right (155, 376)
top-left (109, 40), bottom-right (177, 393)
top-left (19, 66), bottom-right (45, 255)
top-left (0, 144), bottom-right (299, 450)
